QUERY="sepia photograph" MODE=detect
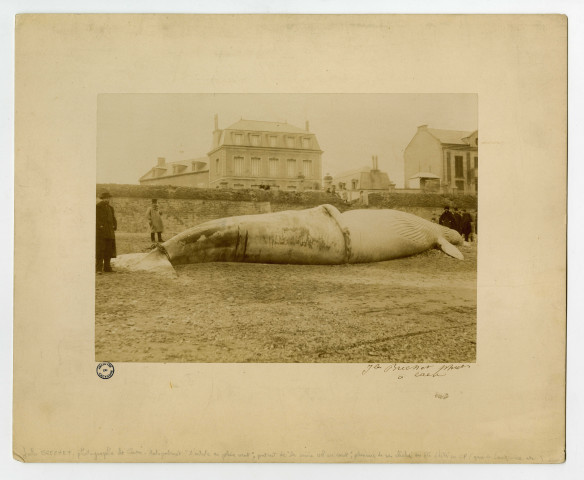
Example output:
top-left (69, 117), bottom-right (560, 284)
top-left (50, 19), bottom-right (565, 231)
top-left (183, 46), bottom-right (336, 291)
top-left (95, 93), bottom-right (478, 363)
top-left (13, 12), bottom-right (568, 466)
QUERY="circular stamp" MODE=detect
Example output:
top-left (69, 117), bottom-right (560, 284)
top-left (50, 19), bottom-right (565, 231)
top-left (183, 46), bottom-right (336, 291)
top-left (96, 362), bottom-right (115, 379)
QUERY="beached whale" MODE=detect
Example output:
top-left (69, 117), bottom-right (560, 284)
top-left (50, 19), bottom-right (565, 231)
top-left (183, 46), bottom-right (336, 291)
top-left (112, 205), bottom-right (464, 275)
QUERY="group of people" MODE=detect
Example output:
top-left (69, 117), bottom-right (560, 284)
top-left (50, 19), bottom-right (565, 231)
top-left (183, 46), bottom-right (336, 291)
top-left (96, 192), bottom-right (165, 273)
top-left (437, 206), bottom-right (477, 242)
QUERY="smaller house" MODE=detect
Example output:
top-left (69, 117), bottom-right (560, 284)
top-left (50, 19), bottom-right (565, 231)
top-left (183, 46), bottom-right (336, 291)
top-left (331, 155), bottom-right (395, 203)
top-left (139, 157), bottom-right (210, 188)
top-left (403, 125), bottom-right (478, 195)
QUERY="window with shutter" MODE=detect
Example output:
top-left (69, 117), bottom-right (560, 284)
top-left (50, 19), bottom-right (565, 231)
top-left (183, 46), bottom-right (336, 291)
top-left (269, 158), bottom-right (279, 177)
top-left (251, 157), bottom-right (261, 176)
top-left (287, 159), bottom-right (296, 177)
top-left (234, 156), bottom-right (244, 176)
top-left (302, 160), bottom-right (312, 178)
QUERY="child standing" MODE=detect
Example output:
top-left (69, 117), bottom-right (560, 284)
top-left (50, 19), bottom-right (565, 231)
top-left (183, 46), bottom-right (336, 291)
top-left (146, 198), bottom-right (164, 243)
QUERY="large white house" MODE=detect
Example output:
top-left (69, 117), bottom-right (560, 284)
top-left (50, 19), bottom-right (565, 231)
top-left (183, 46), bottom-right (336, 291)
top-left (140, 115), bottom-right (323, 191)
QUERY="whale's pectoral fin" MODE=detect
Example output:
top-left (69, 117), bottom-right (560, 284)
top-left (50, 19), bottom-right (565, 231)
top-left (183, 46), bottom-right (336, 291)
top-left (111, 248), bottom-right (177, 276)
top-left (437, 237), bottom-right (464, 260)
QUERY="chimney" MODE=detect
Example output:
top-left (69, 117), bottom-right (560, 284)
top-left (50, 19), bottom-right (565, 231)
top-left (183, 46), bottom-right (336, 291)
top-left (157, 157), bottom-right (166, 167)
top-left (305, 120), bottom-right (310, 132)
top-left (212, 114), bottom-right (223, 148)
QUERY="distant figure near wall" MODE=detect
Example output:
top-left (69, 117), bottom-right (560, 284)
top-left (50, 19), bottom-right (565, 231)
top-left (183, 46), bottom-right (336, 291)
top-left (359, 190), bottom-right (369, 206)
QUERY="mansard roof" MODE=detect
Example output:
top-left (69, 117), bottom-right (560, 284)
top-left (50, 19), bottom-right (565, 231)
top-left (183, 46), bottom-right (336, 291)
top-left (211, 118), bottom-right (321, 152)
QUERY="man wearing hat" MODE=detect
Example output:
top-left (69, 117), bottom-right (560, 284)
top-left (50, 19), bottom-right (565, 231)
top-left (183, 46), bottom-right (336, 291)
top-left (96, 191), bottom-right (117, 273)
top-left (438, 205), bottom-right (456, 230)
top-left (146, 199), bottom-right (164, 243)
top-left (460, 208), bottom-right (473, 242)
top-left (452, 207), bottom-right (463, 234)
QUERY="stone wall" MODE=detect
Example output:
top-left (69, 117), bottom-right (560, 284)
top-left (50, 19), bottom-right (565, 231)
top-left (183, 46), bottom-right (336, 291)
top-left (97, 183), bottom-right (347, 207)
top-left (98, 184), bottom-right (351, 235)
top-left (368, 192), bottom-right (478, 210)
top-left (111, 197), bottom-right (272, 236)
top-left (367, 192), bottom-right (477, 222)
top-left (97, 184), bottom-right (477, 234)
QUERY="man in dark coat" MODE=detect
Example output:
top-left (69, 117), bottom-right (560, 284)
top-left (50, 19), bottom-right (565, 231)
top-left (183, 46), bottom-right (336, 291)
top-left (452, 207), bottom-right (463, 234)
top-left (474, 210), bottom-right (478, 235)
top-left (96, 191), bottom-right (117, 273)
top-left (438, 206), bottom-right (456, 230)
top-left (460, 209), bottom-right (473, 241)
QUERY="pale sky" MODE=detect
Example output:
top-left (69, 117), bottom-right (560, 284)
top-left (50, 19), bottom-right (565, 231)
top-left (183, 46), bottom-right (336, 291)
top-left (97, 93), bottom-right (477, 188)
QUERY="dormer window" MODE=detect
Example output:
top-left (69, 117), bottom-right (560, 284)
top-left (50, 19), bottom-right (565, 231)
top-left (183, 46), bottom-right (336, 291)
top-left (234, 133), bottom-right (243, 145)
top-left (269, 136), bottom-right (277, 147)
top-left (286, 136), bottom-right (295, 148)
top-left (251, 135), bottom-right (260, 146)
top-left (302, 138), bottom-right (310, 148)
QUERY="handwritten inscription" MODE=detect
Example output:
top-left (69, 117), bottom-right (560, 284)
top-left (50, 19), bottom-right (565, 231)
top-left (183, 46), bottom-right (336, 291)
top-left (361, 363), bottom-right (472, 378)
top-left (16, 446), bottom-right (534, 463)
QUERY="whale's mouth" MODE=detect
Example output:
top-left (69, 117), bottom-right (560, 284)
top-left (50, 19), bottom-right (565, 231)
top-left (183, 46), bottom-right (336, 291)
top-left (111, 248), bottom-right (176, 276)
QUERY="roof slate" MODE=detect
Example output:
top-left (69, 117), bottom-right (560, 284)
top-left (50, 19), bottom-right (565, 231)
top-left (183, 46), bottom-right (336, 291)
top-left (409, 172), bottom-right (441, 179)
top-left (333, 166), bottom-right (372, 178)
top-left (427, 128), bottom-right (475, 145)
top-left (225, 119), bottom-right (308, 134)
top-left (166, 157), bottom-right (208, 167)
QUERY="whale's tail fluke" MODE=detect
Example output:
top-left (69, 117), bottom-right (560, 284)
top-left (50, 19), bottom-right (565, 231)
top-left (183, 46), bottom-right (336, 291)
top-left (437, 237), bottom-right (464, 260)
top-left (111, 247), bottom-right (177, 276)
